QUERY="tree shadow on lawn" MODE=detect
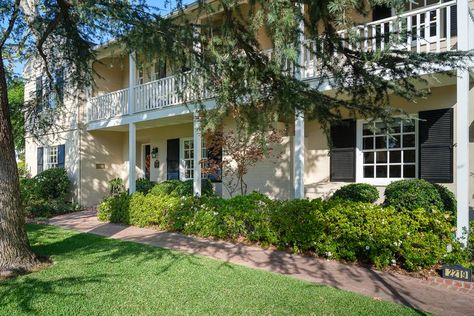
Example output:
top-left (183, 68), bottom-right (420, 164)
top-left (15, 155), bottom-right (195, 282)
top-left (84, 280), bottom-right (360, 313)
top-left (0, 274), bottom-right (111, 314)
top-left (28, 224), bottom-right (204, 271)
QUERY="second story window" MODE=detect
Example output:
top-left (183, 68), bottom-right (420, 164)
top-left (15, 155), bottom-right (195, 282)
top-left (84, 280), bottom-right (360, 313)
top-left (36, 68), bottom-right (65, 112)
top-left (152, 61), bottom-right (166, 81)
top-left (137, 67), bottom-right (145, 85)
top-left (35, 76), bottom-right (44, 112)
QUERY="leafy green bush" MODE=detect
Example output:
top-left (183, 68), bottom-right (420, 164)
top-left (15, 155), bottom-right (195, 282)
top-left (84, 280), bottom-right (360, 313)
top-left (150, 180), bottom-right (181, 196)
top-left (20, 177), bottom-right (37, 206)
top-left (33, 168), bottom-right (70, 200)
top-left (25, 199), bottom-right (79, 218)
top-left (97, 193), bottom-right (131, 223)
top-left (20, 168), bottom-right (75, 218)
top-left (136, 178), bottom-right (155, 194)
top-left (384, 179), bottom-right (444, 212)
top-left (150, 179), bottom-right (214, 197)
top-left (270, 199), bottom-right (325, 252)
top-left (97, 189), bottom-right (460, 271)
top-left (109, 178), bottom-right (125, 196)
top-left (330, 183), bottom-right (379, 203)
top-left (219, 192), bottom-right (277, 245)
top-left (468, 221), bottom-right (474, 261)
top-left (432, 183), bottom-right (457, 214)
top-left (173, 179), bottom-right (214, 197)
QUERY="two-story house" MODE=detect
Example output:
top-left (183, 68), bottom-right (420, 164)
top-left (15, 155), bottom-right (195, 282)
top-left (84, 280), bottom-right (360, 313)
top-left (24, 0), bottom-right (474, 237)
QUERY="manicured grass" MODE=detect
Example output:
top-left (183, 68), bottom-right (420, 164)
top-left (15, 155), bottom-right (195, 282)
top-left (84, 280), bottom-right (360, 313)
top-left (0, 225), bottom-right (423, 315)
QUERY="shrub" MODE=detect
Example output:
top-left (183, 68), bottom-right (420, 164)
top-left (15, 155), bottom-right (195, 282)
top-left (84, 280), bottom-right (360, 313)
top-left (174, 179), bottom-right (214, 197)
top-left (97, 193), bottom-right (131, 223)
top-left (150, 180), bottom-right (181, 196)
top-left (150, 179), bottom-right (214, 197)
top-left (219, 192), bottom-right (277, 245)
top-left (25, 199), bottom-right (79, 218)
top-left (109, 178), bottom-right (125, 196)
top-left (330, 183), bottom-right (379, 203)
top-left (20, 177), bottom-right (37, 206)
top-left (384, 179), bottom-right (444, 212)
top-left (33, 168), bottom-right (70, 200)
top-left (432, 183), bottom-right (457, 214)
top-left (136, 178), bottom-right (155, 194)
top-left (271, 199), bottom-right (325, 252)
top-left (97, 189), bottom-right (459, 272)
top-left (468, 221), bottom-right (474, 261)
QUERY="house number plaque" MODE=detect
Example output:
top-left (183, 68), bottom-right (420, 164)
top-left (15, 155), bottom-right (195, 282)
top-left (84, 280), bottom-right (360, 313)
top-left (441, 264), bottom-right (472, 282)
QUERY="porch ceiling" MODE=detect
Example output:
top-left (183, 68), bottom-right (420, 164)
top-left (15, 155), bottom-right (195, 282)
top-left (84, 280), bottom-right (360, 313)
top-left (95, 113), bottom-right (193, 132)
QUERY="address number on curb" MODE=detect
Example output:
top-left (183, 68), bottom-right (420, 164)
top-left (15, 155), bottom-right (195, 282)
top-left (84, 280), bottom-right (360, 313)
top-left (441, 265), bottom-right (472, 282)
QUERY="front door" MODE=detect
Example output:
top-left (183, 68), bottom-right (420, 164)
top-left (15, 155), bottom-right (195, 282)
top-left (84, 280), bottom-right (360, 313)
top-left (167, 139), bottom-right (180, 180)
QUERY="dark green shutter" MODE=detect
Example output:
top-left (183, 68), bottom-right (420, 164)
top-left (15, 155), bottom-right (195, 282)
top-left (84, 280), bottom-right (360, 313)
top-left (37, 147), bottom-right (44, 173)
top-left (35, 77), bottom-right (43, 112)
top-left (58, 144), bottom-right (66, 169)
top-left (207, 142), bottom-right (222, 183)
top-left (167, 139), bottom-right (180, 180)
top-left (419, 108), bottom-right (453, 183)
top-left (55, 68), bottom-right (64, 104)
top-left (330, 120), bottom-right (356, 182)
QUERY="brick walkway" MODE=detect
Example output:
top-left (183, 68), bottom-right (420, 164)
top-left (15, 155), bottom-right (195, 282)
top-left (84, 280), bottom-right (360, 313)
top-left (49, 211), bottom-right (474, 316)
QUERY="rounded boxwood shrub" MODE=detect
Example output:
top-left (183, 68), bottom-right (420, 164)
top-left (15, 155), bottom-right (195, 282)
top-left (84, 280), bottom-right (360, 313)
top-left (384, 179), bottom-right (444, 211)
top-left (174, 179), bottom-right (214, 197)
top-left (136, 178), bottom-right (155, 194)
top-left (330, 183), bottom-right (379, 203)
top-left (150, 180), bottom-right (181, 196)
top-left (150, 179), bottom-right (214, 197)
top-left (33, 168), bottom-right (70, 200)
top-left (432, 183), bottom-right (457, 214)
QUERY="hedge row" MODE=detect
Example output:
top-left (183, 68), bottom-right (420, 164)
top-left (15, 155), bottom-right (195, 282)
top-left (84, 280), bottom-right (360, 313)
top-left (98, 189), bottom-right (467, 271)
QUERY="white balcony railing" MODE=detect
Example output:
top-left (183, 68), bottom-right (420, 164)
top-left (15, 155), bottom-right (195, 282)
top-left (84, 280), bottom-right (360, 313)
top-left (303, 0), bottom-right (457, 78)
top-left (88, 1), bottom-right (462, 122)
top-left (88, 88), bottom-right (129, 121)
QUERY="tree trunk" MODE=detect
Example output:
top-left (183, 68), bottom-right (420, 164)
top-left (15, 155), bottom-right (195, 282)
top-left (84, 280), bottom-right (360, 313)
top-left (0, 52), bottom-right (39, 273)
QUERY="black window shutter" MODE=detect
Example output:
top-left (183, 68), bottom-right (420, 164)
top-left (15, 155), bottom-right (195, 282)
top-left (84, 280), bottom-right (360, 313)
top-left (55, 68), bottom-right (64, 104)
top-left (58, 144), bottom-right (66, 168)
top-left (167, 138), bottom-right (180, 180)
top-left (207, 142), bottom-right (222, 183)
top-left (330, 119), bottom-right (356, 182)
top-left (449, 3), bottom-right (457, 37)
top-left (37, 147), bottom-right (44, 173)
top-left (419, 108), bottom-right (453, 183)
top-left (35, 77), bottom-right (43, 112)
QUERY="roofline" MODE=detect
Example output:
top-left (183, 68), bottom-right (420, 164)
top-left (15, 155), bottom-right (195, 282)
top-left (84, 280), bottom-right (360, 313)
top-left (93, 0), bottom-right (204, 52)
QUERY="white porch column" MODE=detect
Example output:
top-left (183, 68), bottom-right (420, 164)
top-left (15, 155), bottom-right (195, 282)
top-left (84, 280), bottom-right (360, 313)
top-left (128, 52), bottom-right (136, 114)
top-left (456, 0), bottom-right (470, 240)
top-left (193, 112), bottom-right (202, 196)
top-left (129, 123), bottom-right (137, 194)
top-left (294, 111), bottom-right (305, 199)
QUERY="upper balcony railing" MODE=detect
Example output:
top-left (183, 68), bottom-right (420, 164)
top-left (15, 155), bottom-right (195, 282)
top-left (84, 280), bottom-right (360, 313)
top-left (88, 0), bottom-right (462, 123)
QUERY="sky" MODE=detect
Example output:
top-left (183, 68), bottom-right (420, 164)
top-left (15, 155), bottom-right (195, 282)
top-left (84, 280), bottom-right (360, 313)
top-left (12, 0), bottom-right (195, 77)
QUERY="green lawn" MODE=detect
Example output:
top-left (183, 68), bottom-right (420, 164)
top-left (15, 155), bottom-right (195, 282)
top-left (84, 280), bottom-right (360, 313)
top-left (0, 225), bottom-right (424, 316)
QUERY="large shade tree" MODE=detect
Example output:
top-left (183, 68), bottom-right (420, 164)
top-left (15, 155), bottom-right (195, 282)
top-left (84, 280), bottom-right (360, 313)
top-left (0, 0), bottom-right (470, 274)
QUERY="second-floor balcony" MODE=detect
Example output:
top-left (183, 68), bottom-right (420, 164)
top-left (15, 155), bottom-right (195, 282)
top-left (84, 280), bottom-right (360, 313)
top-left (88, 0), bottom-right (472, 123)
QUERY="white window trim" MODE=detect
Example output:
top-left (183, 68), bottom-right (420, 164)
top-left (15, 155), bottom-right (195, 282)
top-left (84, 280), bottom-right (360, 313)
top-left (180, 138), bottom-right (194, 180)
top-left (355, 115), bottom-right (419, 186)
top-left (179, 137), bottom-right (208, 181)
top-left (43, 145), bottom-right (59, 170)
